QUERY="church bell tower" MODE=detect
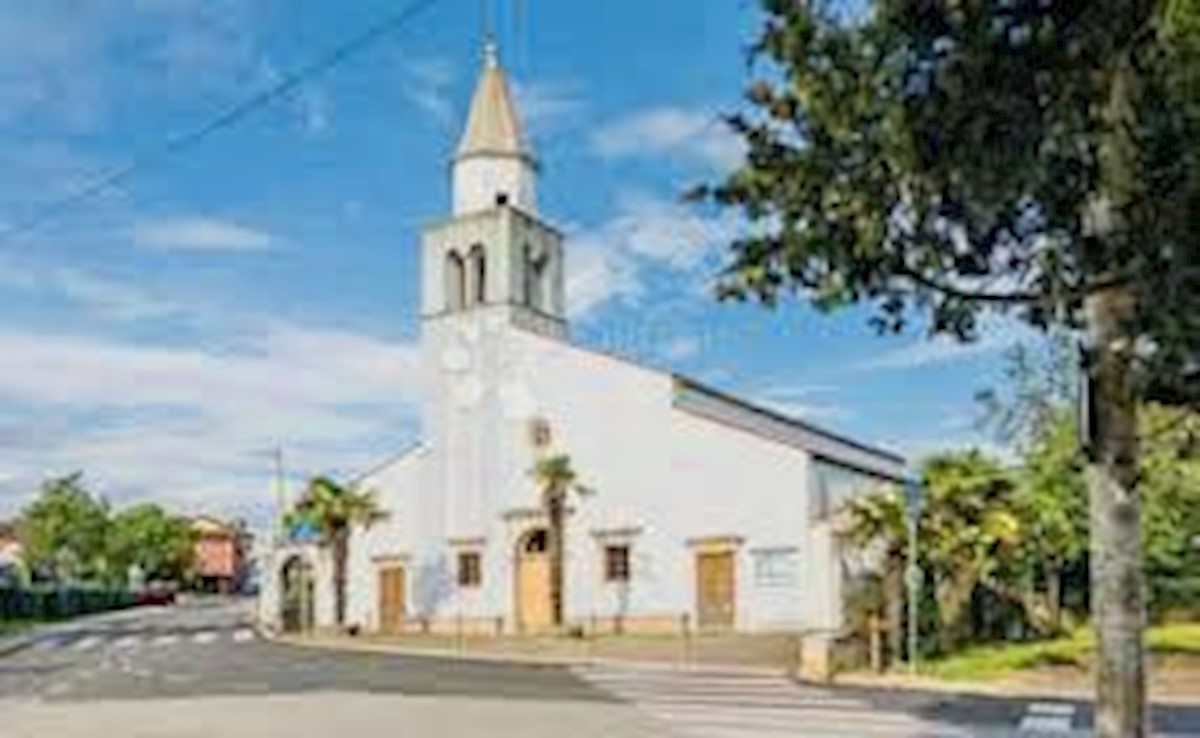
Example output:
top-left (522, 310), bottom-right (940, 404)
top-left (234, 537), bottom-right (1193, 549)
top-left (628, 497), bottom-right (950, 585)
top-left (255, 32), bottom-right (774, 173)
top-left (416, 41), bottom-right (567, 547)
top-left (420, 41), bottom-right (567, 336)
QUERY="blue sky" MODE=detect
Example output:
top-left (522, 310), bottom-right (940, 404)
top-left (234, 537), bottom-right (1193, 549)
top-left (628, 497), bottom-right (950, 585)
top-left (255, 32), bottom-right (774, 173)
top-left (0, 0), bottom-right (1026, 527)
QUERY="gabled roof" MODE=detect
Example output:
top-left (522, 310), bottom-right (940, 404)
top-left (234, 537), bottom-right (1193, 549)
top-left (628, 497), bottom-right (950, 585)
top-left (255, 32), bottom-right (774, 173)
top-left (456, 41), bottom-right (531, 161)
top-left (672, 378), bottom-right (907, 481)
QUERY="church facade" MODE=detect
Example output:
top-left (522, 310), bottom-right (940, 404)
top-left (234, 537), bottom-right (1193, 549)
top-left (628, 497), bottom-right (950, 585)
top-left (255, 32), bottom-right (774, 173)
top-left (268, 45), bottom-right (905, 668)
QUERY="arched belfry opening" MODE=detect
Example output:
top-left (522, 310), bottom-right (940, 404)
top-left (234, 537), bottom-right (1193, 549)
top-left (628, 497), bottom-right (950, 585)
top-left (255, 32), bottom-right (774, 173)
top-left (525, 242), bottom-right (550, 312)
top-left (445, 251), bottom-right (466, 312)
top-left (468, 244), bottom-right (487, 307)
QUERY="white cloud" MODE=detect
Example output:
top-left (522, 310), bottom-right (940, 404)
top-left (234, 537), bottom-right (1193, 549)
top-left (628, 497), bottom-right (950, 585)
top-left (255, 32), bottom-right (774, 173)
top-left (0, 2), bottom-right (270, 131)
top-left (512, 79), bottom-right (584, 135)
top-left (898, 436), bottom-right (1016, 466)
top-left (566, 193), bottom-right (740, 319)
top-left (0, 256), bottom-right (180, 322)
top-left (855, 321), bottom-right (1027, 372)
top-left (400, 57), bottom-right (458, 126)
top-left (750, 384), bottom-right (850, 424)
top-left (296, 85), bottom-right (331, 136)
top-left (132, 217), bottom-right (276, 252)
top-left (0, 324), bottom-right (422, 520)
top-left (43, 270), bottom-right (180, 321)
top-left (592, 106), bottom-right (743, 170)
top-left (661, 336), bottom-right (701, 362)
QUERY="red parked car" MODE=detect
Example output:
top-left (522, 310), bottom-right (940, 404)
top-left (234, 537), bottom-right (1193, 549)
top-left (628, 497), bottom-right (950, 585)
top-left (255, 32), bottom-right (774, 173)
top-left (134, 585), bottom-right (177, 607)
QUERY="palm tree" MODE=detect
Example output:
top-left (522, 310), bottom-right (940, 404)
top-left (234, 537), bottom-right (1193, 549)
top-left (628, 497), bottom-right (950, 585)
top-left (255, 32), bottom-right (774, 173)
top-left (285, 477), bottom-right (387, 629)
top-left (531, 454), bottom-right (589, 629)
top-left (846, 488), bottom-right (908, 666)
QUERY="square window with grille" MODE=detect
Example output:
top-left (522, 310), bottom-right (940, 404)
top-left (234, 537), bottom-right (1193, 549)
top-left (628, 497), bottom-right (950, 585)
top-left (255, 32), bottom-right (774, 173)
top-left (457, 551), bottom-right (482, 588)
top-left (604, 545), bottom-right (631, 583)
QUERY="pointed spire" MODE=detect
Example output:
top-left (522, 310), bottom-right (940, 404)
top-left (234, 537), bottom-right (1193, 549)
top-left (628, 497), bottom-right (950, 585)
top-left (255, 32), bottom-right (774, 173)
top-left (456, 40), bottom-right (530, 161)
top-left (484, 35), bottom-right (499, 70)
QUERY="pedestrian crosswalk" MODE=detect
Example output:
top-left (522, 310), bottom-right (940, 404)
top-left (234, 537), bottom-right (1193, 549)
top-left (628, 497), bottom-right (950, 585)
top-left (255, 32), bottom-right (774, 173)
top-left (28, 628), bottom-right (257, 654)
top-left (572, 665), bottom-right (976, 737)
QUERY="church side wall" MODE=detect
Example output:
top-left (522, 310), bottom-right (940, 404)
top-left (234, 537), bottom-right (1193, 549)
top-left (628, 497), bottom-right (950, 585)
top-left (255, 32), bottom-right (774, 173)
top-left (665, 407), bottom-right (812, 632)
top-left (344, 449), bottom-right (425, 631)
top-left (511, 331), bottom-right (818, 633)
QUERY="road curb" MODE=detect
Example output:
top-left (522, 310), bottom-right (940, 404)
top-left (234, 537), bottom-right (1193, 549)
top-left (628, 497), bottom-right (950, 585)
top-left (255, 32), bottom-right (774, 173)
top-left (263, 631), bottom-right (1200, 709)
top-left (833, 673), bottom-right (1200, 708)
top-left (0, 631), bottom-right (37, 658)
top-left (263, 632), bottom-right (800, 679)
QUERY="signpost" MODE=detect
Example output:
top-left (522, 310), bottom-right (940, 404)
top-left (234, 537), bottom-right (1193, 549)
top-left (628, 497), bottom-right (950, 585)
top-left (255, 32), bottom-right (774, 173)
top-left (904, 473), bottom-right (924, 674)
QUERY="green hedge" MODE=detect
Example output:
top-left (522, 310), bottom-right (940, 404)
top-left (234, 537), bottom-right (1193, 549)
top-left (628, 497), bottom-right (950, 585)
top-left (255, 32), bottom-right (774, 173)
top-left (0, 586), bottom-right (135, 623)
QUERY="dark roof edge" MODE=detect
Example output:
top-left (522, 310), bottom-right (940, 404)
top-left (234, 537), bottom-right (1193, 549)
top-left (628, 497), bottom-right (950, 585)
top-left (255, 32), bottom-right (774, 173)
top-left (510, 325), bottom-right (906, 475)
top-left (672, 376), bottom-right (907, 470)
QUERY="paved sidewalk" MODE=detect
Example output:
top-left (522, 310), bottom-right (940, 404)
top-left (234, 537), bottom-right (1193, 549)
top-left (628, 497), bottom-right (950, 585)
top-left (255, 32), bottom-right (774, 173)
top-left (836, 661), bottom-right (1200, 708)
top-left (0, 627), bottom-right (36, 657)
top-left (269, 631), bottom-right (807, 677)
top-left (271, 631), bottom-right (1200, 714)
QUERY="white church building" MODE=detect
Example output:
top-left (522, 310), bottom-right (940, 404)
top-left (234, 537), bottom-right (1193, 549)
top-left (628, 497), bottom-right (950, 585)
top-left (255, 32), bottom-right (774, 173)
top-left (263, 44), bottom-right (905, 670)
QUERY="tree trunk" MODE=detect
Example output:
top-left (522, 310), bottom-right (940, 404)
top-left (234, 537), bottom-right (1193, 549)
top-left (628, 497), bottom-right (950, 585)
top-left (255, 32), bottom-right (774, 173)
top-left (1086, 284), bottom-right (1147, 738)
top-left (1087, 45), bottom-right (1148, 737)
top-left (884, 558), bottom-right (905, 667)
top-left (547, 493), bottom-right (565, 629)
top-left (332, 526), bottom-right (349, 628)
top-left (1046, 562), bottom-right (1064, 636)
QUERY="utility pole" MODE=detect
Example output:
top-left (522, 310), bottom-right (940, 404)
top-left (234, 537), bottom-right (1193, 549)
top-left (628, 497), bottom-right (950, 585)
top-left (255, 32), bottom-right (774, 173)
top-left (905, 473), bottom-right (923, 674)
top-left (273, 447), bottom-right (287, 544)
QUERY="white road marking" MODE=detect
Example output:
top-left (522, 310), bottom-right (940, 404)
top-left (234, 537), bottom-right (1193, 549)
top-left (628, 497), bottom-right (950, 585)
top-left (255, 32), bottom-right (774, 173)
top-left (32, 637), bottom-right (64, 652)
top-left (573, 665), bottom-right (970, 737)
top-left (112, 634), bottom-right (141, 649)
top-left (232, 629), bottom-right (256, 643)
top-left (1018, 702), bottom-right (1076, 734)
top-left (191, 630), bottom-right (218, 645)
top-left (72, 635), bottom-right (102, 651)
top-left (152, 634), bottom-right (180, 646)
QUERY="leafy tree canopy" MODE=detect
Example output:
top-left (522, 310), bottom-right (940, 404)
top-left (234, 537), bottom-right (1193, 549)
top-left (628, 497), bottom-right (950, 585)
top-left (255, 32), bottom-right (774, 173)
top-left (284, 477), bottom-right (386, 544)
top-left (107, 504), bottom-right (196, 584)
top-left (696, 0), bottom-right (1200, 400)
top-left (17, 473), bottom-right (110, 582)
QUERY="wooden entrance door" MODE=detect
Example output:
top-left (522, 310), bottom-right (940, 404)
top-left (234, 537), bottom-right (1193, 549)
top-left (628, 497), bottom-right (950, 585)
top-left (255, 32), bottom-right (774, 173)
top-left (696, 551), bottom-right (736, 630)
top-left (378, 566), bottom-right (406, 634)
top-left (515, 529), bottom-right (553, 633)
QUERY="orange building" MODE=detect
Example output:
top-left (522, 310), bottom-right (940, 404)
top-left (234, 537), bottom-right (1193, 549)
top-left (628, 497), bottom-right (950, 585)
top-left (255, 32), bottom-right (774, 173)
top-left (192, 517), bottom-right (250, 594)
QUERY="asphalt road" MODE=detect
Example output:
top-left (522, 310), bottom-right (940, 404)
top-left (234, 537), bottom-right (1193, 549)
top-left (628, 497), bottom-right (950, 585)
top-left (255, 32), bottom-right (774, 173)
top-left (0, 600), bottom-right (1195, 737)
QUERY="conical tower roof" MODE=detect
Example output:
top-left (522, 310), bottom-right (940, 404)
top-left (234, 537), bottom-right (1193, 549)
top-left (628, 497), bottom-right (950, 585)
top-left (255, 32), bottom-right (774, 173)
top-left (456, 41), bottom-right (531, 161)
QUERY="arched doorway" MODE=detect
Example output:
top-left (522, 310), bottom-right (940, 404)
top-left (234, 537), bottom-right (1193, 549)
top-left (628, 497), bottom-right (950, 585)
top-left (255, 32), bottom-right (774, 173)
top-left (280, 555), bottom-right (315, 634)
top-left (514, 528), bottom-right (552, 633)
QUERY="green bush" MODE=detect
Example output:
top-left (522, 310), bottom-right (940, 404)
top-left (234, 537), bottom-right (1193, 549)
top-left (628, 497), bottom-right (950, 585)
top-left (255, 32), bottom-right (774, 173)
top-left (0, 585), bottom-right (135, 625)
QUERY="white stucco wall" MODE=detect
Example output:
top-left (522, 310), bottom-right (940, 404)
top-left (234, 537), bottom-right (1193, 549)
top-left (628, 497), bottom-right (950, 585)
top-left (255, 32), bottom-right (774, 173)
top-left (453, 156), bottom-right (536, 216)
top-left (509, 333), bottom-right (817, 632)
top-left (349, 314), bottom-right (841, 632)
top-left (335, 315), bottom-right (888, 636)
top-left (344, 447), bottom-right (425, 630)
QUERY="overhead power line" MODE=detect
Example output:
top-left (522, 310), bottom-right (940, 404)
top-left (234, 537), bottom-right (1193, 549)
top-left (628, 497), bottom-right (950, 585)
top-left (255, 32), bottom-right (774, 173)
top-left (0, 0), bottom-right (443, 246)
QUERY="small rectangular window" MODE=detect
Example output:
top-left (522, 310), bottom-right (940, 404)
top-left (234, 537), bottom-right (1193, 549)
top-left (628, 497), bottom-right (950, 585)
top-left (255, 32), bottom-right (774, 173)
top-left (753, 548), bottom-right (798, 588)
top-left (604, 545), bottom-right (631, 583)
top-left (457, 551), bottom-right (482, 588)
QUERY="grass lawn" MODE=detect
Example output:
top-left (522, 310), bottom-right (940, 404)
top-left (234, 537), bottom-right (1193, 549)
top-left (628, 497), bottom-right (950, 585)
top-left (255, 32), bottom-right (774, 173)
top-left (0, 618), bottom-right (41, 638)
top-left (924, 623), bottom-right (1200, 682)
